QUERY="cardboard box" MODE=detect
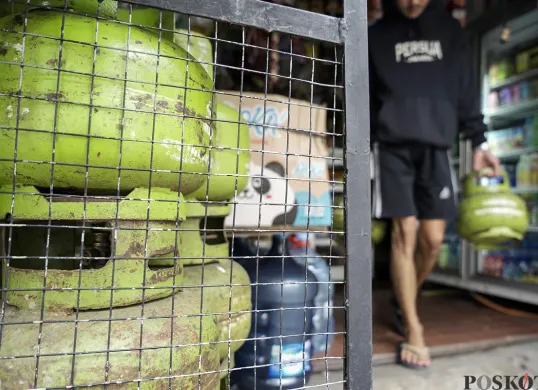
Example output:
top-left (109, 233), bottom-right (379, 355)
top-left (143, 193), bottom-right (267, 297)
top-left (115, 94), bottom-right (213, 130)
top-left (217, 91), bottom-right (331, 228)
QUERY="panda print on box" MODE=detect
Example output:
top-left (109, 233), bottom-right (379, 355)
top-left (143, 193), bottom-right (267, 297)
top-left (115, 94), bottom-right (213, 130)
top-left (225, 161), bottom-right (298, 227)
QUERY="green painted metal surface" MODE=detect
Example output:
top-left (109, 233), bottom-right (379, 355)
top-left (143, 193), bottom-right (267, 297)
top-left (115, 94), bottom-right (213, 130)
top-left (458, 170), bottom-right (529, 249)
top-left (181, 260), bottom-right (251, 360)
top-left (4, 220), bottom-right (185, 310)
top-left (193, 102), bottom-right (251, 202)
top-left (0, 293), bottom-right (221, 389)
top-left (150, 200), bottom-right (231, 267)
top-left (0, 187), bottom-right (190, 310)
top-left (117, 7), bottom-right (175, 42)
top-left (0, 11), bottom-right (212, 195)
top-left (0, 0), bottom-right (118, 18)
top-left (174, 29), bottom-right (214, 82)
top-left (0, 186), bottom-right (186, 221)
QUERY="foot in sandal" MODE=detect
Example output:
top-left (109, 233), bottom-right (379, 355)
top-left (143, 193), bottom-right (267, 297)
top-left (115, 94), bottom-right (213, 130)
top-left (398, 324), bottom-right (431, 369)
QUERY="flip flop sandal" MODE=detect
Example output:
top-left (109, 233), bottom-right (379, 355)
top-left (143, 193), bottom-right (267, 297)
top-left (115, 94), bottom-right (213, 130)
top-left (390, 295), bottom-right (406, 337)
top-left (398, 342), bottom-right (430, 370)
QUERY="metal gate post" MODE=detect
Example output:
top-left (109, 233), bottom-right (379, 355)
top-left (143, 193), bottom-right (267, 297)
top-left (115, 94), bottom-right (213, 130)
top-left (342, 1), bottom-right (373, 389)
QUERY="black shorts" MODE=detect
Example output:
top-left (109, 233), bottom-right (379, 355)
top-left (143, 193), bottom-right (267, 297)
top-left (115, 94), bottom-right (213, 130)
top-left (371, 143), bottom-right (459, 220)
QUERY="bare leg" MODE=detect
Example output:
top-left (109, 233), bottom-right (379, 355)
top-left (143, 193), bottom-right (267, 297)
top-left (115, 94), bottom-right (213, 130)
top-left (415, 219), bottom-right (446, 288)
top-left (390, 217), bottom-right (430, 366)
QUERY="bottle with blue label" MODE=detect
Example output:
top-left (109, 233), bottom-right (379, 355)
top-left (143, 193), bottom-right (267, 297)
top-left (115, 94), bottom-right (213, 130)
top-left (286, 232), bottom-right (335, 354)
top-left (231, 235), bottom-right (318, 390)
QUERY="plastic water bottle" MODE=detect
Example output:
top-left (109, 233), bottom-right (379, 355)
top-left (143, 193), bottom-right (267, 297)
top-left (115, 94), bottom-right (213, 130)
top-left (286, 233), bottom-right (335, 354)
top-left (231, 235), bottom-right (318, 390)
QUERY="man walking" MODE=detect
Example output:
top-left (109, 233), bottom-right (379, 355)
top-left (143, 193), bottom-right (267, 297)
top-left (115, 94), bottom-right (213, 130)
top-left (368, 0), bottom-right (500, 369)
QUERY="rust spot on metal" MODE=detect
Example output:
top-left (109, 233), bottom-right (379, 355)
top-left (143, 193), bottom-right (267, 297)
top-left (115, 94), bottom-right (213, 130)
top-left (135, 40), bottom-right (142, 44)
top-left (95, 48), bottom-right (101, 55)
top-left (0, 48), bottom-right (8, 56)
top-left (97, 152), bottom-right (101, 157)
top-left (116, 123), bottom-right (123, 131)
top-left (157, 100), bottom-right (169, 109)
top-left (45, 92), bottom-right (64, 102)
top-left (148, 265), bottom-right (182, 284)
top-left (123, 241), bottom-right (144, 258)
top-left (93, 108), bottom-right (99, 113)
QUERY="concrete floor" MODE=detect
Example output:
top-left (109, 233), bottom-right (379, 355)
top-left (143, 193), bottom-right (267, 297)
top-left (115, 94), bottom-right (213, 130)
top-left (309, 341), bottom-right (538, 389)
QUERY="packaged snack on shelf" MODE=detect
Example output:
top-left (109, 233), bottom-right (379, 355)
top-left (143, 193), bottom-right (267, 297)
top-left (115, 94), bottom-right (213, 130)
top-left (480, 253), bottom-right (504, 277)
top-left (502, 252), bottom-right (523, 281)
top-left (516, 46), bottom-right (538, 74)
top-left (512, 84), bottom-right (520, 104)
top-left (530, 79), bottom-right (538, 99)
top-left (488, 62), bottom-right (500, 85)
top-left (502, 163), bottom-right (517, 187)
top-left (530, 153), bottom-right (538, 186)
top-left (499, 87), bottom-right (512, 105)
top-left (487, 91), bottom-right (499, 108)
top-left (519, 81), bottom-right (531, 101)
top-left (523, 116), bottom-right (538, 147)
top-left (516, 155), bottom-right (532, 187)
top-left (498, 58), bottom-right (515, 80)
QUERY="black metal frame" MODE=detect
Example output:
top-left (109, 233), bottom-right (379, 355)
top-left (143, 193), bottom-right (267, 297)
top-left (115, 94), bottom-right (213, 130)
top-left (3, 0), bottom-right (372, 388)
top-left (151, 0), bottom-right (372, 388)
top-left (156, 0), bottom-right (373, 388)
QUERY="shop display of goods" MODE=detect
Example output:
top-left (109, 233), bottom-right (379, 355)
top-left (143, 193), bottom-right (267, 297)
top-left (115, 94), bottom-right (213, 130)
top-left (458, 169), bottom-right (529, 249)
top-left (0, 187), bottom-right (187, 310)
top-left (486, 127), bottom-right (525, 154)
top-left (487, 91), bottom-right (499, 108)
top-left (0, 11), bottom-right (212, 195)
top-left (0, 0), bottom-right (118, 18)
top-left (516, 153), bottom-right (538, 188)
top-left (192, 102), bottom-right (251, 201)
top-left (479, 235), bottom-right (538, 284)
top-left (516, 45), bottom-right (538, 74)
top-left (181, 260), bottom-right (252, 360)
top-left (488, 59), bottom-right (515, 85)
top-left (480, 252), bottom-right (505, 277)
top-left (0, 293), bottom-right (221, 389)
top-left (486, 116), bottom-right (538, 156)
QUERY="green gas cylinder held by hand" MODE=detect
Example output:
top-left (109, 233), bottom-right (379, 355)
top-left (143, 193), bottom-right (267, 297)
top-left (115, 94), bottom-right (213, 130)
top-left (458, 168), bottom-right (529, 250)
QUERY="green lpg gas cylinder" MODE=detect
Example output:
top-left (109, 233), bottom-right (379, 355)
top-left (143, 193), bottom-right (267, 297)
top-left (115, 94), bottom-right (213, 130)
top-left (0, 294), bottom-right (221, 389)
top-left (193, 102), bottom-right (251, 201)
top-left (117, 5), bottom-right (175, 42)
top-left (1, 187), bottom-right (187, 311)
top-left (0, 11), bottom-right (212, 195)
top-left (181, 259), bottom-right (252, 361)
top-left (458, 169), bottom-right (529, 249)
top-left (0, 0), bottom-right (118, 18)
top-left (174, 29), bottom-right (214, 81)
top-left (149, 199), bottom-right (231, 267)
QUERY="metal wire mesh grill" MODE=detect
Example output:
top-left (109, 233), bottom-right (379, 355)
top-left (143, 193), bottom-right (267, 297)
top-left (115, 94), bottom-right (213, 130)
top-left (0, 0), bottom-right (370, 389)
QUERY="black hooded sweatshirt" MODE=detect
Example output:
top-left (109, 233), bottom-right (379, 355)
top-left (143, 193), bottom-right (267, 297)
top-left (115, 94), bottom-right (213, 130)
top-left (368, 0), bottom-right (487, 149)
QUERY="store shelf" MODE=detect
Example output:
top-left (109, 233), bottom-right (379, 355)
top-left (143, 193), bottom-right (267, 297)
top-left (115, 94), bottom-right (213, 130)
top-left (428, 271), bottom-right (538, 305)
top-left (511, 186), bottom-right (538, 194)
top-left (485, 99), bottom-right (538, 124)
top-left (496, 146), bottom-right (538, 159)
top-left (489, 67), bottom-right (538, 90)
